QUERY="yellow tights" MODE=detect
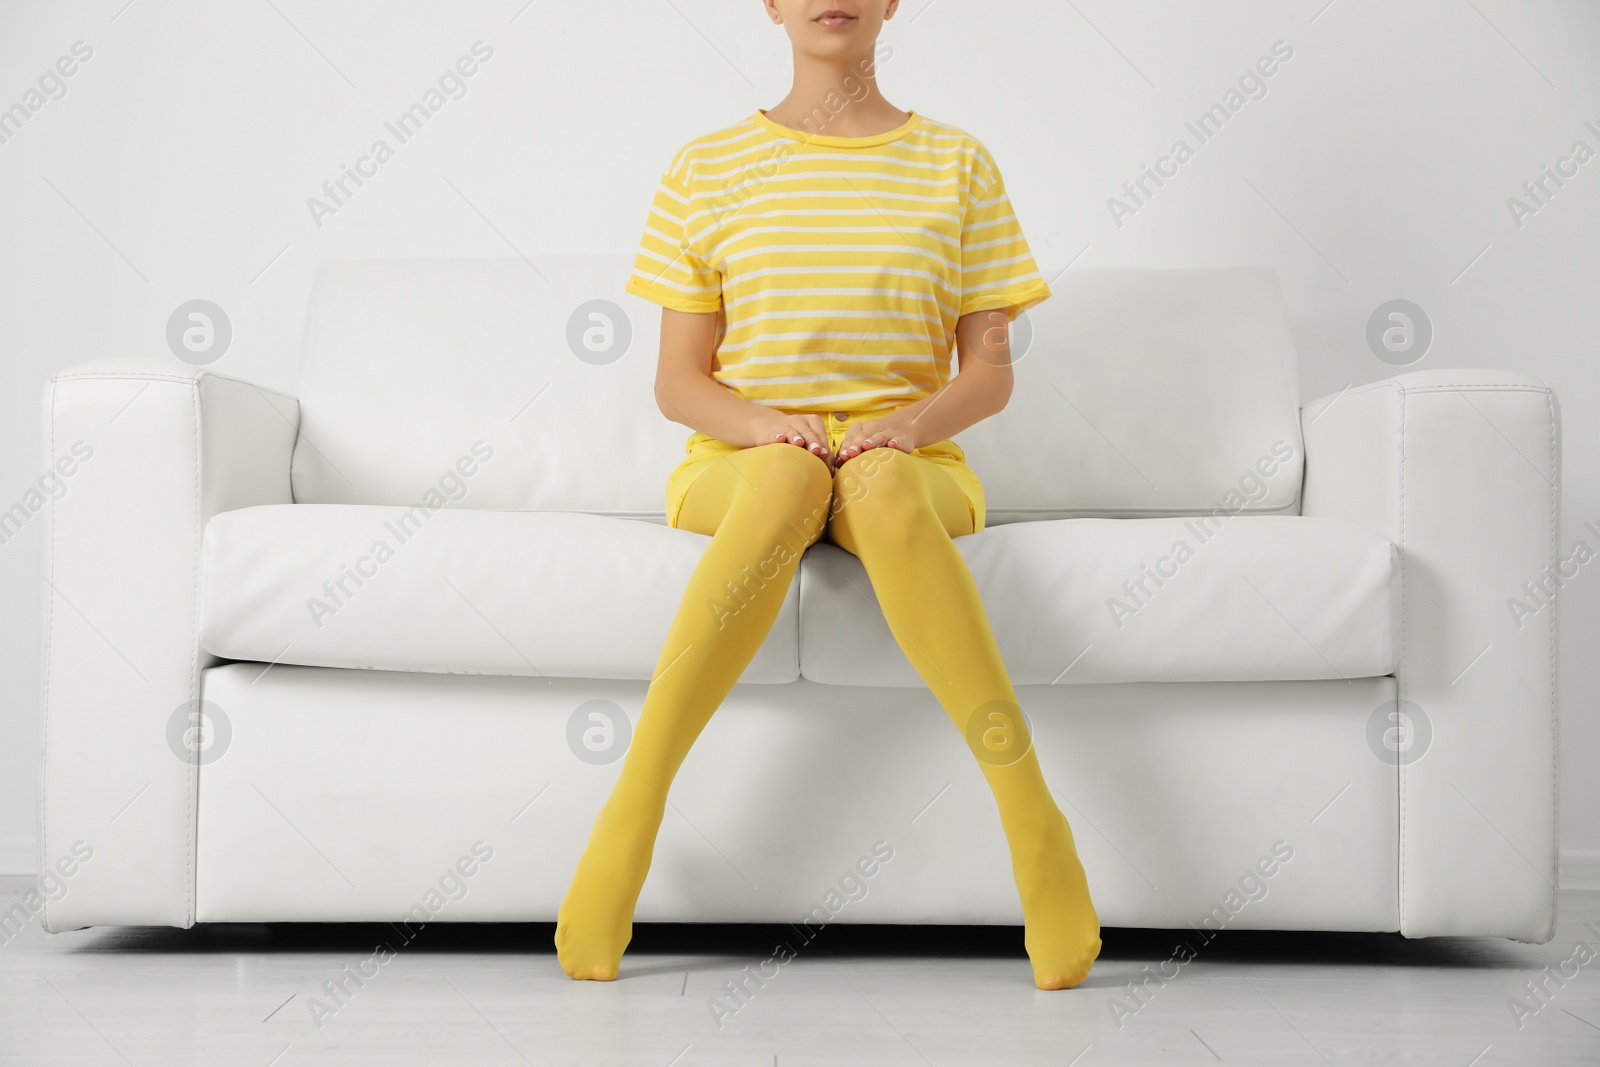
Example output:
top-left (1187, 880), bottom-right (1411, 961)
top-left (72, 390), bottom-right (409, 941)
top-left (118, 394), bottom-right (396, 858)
top-left (554, 441), bottom-right (1101, 989)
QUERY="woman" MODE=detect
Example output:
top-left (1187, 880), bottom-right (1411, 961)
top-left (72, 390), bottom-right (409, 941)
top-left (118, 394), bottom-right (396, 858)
top-left (557, 0), bottom-right (1101, 990)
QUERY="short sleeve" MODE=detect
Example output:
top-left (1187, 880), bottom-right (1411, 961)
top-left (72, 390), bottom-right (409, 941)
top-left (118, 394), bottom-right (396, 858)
top-left (623, 165), bottom-right (722, 314)
top-left (958, 146), bottom-right (1051, 321)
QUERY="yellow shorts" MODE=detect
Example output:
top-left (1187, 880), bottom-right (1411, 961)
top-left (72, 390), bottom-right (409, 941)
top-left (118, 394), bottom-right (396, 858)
top-left (664, 407), bottom-right (986, 535)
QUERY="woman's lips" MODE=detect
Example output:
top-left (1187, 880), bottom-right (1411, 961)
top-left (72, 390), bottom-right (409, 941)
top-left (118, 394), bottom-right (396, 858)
top-left (815, 13), bottom-right (855, 27)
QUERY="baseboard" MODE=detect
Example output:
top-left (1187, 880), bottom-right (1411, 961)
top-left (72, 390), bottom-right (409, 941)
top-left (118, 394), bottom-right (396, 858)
top-left (3, 833), bottom-right (1598, 888)
top-left (0, 834), bottom-right (35, 876)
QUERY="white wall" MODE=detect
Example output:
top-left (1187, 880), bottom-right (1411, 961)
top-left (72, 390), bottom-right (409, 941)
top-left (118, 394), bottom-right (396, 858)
top-left (1, 0), bottom-right (1595, 878)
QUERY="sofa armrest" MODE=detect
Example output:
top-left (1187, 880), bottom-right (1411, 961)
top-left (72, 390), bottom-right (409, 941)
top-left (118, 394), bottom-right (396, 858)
top-left (1300, 368), bottom-right (1560, 941)
top-left (38, 358), bottom-right (299, 931)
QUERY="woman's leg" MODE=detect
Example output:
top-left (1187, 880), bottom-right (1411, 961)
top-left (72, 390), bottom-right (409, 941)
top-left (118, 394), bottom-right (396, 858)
top-left (827, 447), bottom-right (1102, 990)
top-left (556, 442), bottom-right (833, 980)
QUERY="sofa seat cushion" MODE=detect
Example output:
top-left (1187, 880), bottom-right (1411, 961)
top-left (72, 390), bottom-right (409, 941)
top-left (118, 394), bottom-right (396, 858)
top-left (799, 515), bottom-right (1397, 686)
top-left (199, 504), bottom-right (801, 683)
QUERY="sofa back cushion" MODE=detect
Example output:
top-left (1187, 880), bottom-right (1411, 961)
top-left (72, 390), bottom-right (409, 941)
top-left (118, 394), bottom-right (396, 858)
top-left (290, 258), bottom-right (1303, 521)
top-left (291, 256), bottom-right (686, 518)
top-left (961, 265), bottom-right (1303, 522)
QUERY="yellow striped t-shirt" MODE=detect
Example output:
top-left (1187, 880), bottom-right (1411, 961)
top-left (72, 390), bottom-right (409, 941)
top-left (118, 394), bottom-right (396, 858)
top-left (624, 108), bottom-right (1051, 416)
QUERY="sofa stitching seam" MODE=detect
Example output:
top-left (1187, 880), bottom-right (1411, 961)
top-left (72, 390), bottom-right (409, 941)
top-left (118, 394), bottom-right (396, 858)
top-left (1302, 381), bottom-right (1548, 423)
top-left (51, 372), bottom-right (195, 383)
top-left (188, 381), bottom-right (200, 926)
top-left (40, 379), bottom-right (56, 931)
top-left (1399, 384), bottom-right (1547, 392)
top-left (51, 371), bottom-right (299, 404)
top-left (795, 548), bottom-right (803, 683)
top-left (1544, 384), bottom-right (1558, 940)
top-left (1398, 386), bottom-right (1407, 934)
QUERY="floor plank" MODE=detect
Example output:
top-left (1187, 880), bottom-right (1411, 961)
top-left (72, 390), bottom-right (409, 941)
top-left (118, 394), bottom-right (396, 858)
top-left (2, 878), bottom-right (1597, 1065)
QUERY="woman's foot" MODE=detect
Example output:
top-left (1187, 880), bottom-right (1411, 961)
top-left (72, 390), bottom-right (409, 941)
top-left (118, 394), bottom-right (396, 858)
top-left (554, 796), bottom-right (664, 980)
top-left (1010, 808), bottom-right (1102, 989)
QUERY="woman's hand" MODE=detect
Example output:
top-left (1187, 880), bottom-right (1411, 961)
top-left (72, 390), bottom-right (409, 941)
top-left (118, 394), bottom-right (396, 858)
top-left (745, 409), bottom-right (832, 464)
top-left (835, 418), bottom-right (917, 466)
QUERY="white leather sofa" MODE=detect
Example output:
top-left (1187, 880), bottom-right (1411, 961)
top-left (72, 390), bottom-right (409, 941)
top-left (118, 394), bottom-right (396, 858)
top-left (37, 258), bottom-right (1560, 943)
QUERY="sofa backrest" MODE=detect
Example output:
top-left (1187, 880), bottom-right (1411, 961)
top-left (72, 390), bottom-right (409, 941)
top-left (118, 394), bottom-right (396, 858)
top-left (960, 265), bottom-right (1303, 521)
top-left (291, 257), bottom-right (690, 520)
top-left (290, 257), bottom-right (1303, 522)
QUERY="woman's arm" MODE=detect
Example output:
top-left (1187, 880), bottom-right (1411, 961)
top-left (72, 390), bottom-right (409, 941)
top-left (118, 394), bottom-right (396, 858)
top-left (835, 307), bottom-right (1015, 462)
top-left (653, 307), bottom-right (833, 461)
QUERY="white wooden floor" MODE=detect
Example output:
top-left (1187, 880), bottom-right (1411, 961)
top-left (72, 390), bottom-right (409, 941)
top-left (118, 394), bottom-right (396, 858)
top-left (1, 878), bottom-right (1597, 1065)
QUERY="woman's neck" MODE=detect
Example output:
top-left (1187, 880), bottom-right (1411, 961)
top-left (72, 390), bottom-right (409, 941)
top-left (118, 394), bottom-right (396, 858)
top-left (766, 55), bottom-right (905, 140)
